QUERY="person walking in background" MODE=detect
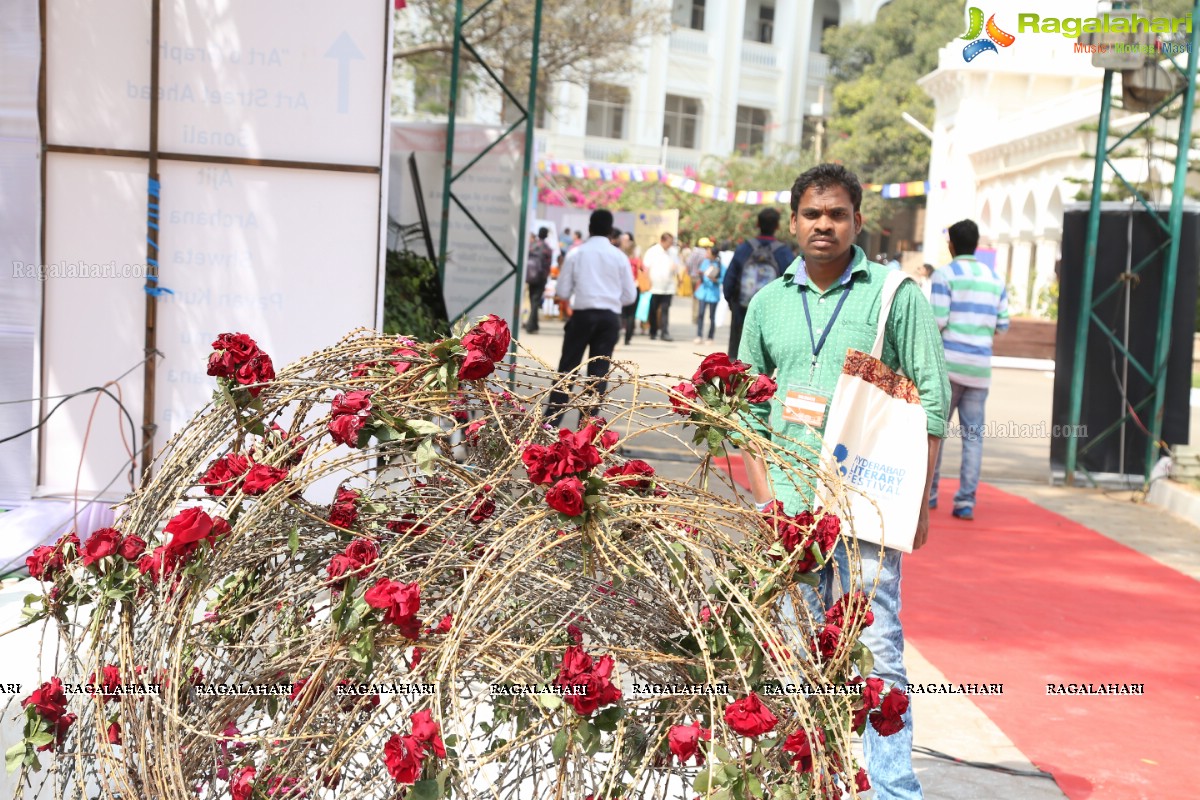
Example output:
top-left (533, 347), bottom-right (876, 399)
top-left (559, 228), bottom-right (572, 251)
top-left (693, 244), bottom-right (722, 344)
top-left (570, 230), bottom-right (584, 251)
top-left (524, 227), bottom-right (553, 334)
top-left (686, 236), bottom-right (712, 325)
top-left (643, 232), bottom-right (678, 341)
top-left (929, 218), bottom-right (1009, 521)
top-left (546, 209), bottom-right (636, 425)
top-left (618, 233), bottom-right (643, 345)
top-left (722, 208), bottom-right (794, 359)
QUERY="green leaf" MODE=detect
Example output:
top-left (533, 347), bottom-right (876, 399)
top-left (26, 732), bottom-right (53, 748)
top-left (409, 779), bottom-right (440, 800)
top-left (416, 439), bottom-right (439, 474)
top-left (748, 774), bottom-right (764, 798)
top-left (407, 419), bottom-right (442, 436)
top-left (853, 641), bottom-right (875, 679)
top-left (535, 692), bottom-right (562, 711)
top-left (692, 769), bottom-right (712, 794)
top-left (5, 743), bottom-right (26, 773)
top-left (712, 743), bottom-right (732, 764)
top-left (552, 728), bottom-right (568, 760)
top-left (288, 527), bottom-right (299, 556)
top-left (593, 706), bottom-right (624, 732)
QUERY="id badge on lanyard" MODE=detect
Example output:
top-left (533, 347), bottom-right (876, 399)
top-left (783, 277), bottom-right (852, 429)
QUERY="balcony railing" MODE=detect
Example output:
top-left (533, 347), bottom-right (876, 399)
top-left (808, 51), bottom-right (831, 83)
top-left (741, 41), bottom-right (777, 69)
top-left (669, 28), bottom-right (709, 56)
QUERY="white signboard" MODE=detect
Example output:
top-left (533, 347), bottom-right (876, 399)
top-left (390, 123), bottom-right (525, 330)
top-left (39, 0), bottom-right (391, 498)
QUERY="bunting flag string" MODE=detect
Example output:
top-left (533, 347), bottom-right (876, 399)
top-left (537, 159), bottom-right (945, 202)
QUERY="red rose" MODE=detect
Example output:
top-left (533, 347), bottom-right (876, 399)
top-left (745, 373), bottom-right (778, 404)
top-left (211, 332), bottom-right (258, 361)
top-left (723, 692), bottom-right (778, 737)
top-left (855, 768), bottom-right (871, 792)
top-left (603, 460), bottom-right (656, 493)
top-left (557, 428), bottom-right (603, 472)
top-left (241, 463), bottom-right (289, 496)
top-left (461, 314), bottom-right (511, 361)
top-left (391, 347), bottom-right (421, 374)
top-left (668, 721), bottom-right (711, 765)
top-left (546, 477), bottom-right (586, 518)
top-left (782, 727), bottom-right (825, 773)
top-left (521, 443), bottom-right (561, 485)
top-left (22, 677), bottom-right (68, 723)
top-left (431, 614), bottom-right (453, 634)
top-left (869, 688), bottom-right (909, 737)
top-left (112, 534), bottom-right (144, 561)
top-left (557, 645), bottom-right (594, 682)
top-left (81, 527), bottom-right (123, 567)
top-left (26, 545), bottom-right (65, 581)
top-left (810, 624), bottom-right (842, 661)
top-left (331, 391), bottom-right (372, 417)
top-left (89, 664), bottom-right (122, 702)
top-left (345, 538), bottom-right (378, 566)
top-left (206, 349), bottom-right (239, 379)
top-left (365, 578), bottom-right (422, 636)
top-left (669, 381), bottom-right (698, 415)
top-left (107, 721), bottom-right (122, 745)
top-left (466, 491), bottom-right (496, 524)
top-left (464, 419), bottom-right (488, 444)
top-left (329, 413), bottom-right (367, 447)
top-left (457, 350), bottom-right (495, 380)
top-left (387, 513), bottom-right (428, 536)
top-left (692, 352), bottom-right (750, 390)
top-left (231, 765), bottom-right (256, 800)
top-left (326, 554), bottom-right (356, 585)
top-left (234, 352), bottom-right (275, 397)
top-left (384, 733), bottom-right (426, 784)
top-left (410, 709), bottom-right (447, 758)
top-left (164, 507), bottom-right (214, 545)
top-left (198, 453), bottom-right (250, 496)
top-left (561, 655), bottom-right (622, 717)
top-left (39, 713), bottom-right (75, 752)
top-left (813, 511), bottom-right (841, 550)
top-left (826, 591), bottom-right (874, 629)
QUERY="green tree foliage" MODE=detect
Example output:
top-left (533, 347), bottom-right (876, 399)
top-left (823, 0), bottom-right (965, 183)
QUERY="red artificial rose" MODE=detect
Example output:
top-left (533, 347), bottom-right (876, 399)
top-left (117, 535), bottom-right (147, 561)
top-left (198, 453), bottom-right (250, 496)
top-left (164, 507), bottom-right (214, 546)
top-left (383, 733), bottom-right (426, 784)
top-left (331, 390), bottom-right (372, 417)
top-left (855, 768), bottom-right (871, 792)
top-left (329, 413), bottom-right (367, 447)
top-left (391, 347), bottom-right (421, 374)
top-left (234, 352), bottom-right (275, 397)
top-left (782, 727), bottom-right (825, 773)
top-left (107, 721), bottom-right (121, 745)
top-left (206, 349), bottom-right (239, 379)
top-left (826, 591), bottom-right (875, 630)
top-left (464, 419), bottom-right (488, 445)
top-left (723, 692), bottom-right (778, 737)
top-left (563, 655), bottom-right (622, 717)
top-left (81, 527), bottom-right (123, 567)
top-left (692, 352), bottom-right (750, 391)
top-left (210, 516), bottom-right (231, 540)
top-left (566, 624), bottom-right (583, 644)
top-left (810, 624), bottom-right (842, 661)
top-left (241, 463), bottom-right (289, 496)
top-left (466, 491), bottom-right (496, 524)
top-left (461, 314), bottom-right (511, 361)
top-left (364, 578), bottom-right (422, 637)
top-left (545, 477), bottom-right (586, 518)
top-left (813, 512), bottom-right (841, 550)
top-left (22, 677), bottom-right (68, 723)
top-left (410, 709), bottom-right (447, 758)
top-left (557, 428), bottom-right (604, 472)
top-left (603, 460), bottom-right (656, 493)
top-left (869, 688), bottom-right (909, 737)
top-left (557, 645), bottom-right (593, 682)
top-left (521, 444), bottom-right (557, 485)
top-left (345, 538), bottom-right (378, 566)
top-left (211, 332), bottom-right (259, 361)
top-left (39, 713), bottom-right (75, 752)
top-left (668, 721), bottom-right (711, 765)
top-left (431, 614), bottom-right (453, 634)
top-left (26, 545), bottom-right (64, 581)
top-left (457, 350), bottom-right (495, 381)
top-left (669, 381), bottom-right (698, 415)
top-left (745, 373), bottom-right (778, 404)
top-left (231, 765), bottom-right (256, 800)
top-left (387, 513), bottom-right (428, 536)
top-left (90, 665), bottom-right (122, 702)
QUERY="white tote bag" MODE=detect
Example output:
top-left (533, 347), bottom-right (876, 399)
top-left (819, 271), bottom-right (928, 553)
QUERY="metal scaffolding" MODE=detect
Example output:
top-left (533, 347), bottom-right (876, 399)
top-left (436, 0), bottom-right (544, 334)
top-left (1064, 0), bottom-right (1200, 486)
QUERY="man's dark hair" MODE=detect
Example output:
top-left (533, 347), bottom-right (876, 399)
top-left (661, 231), bottom-right (674, 243)
top-left (756, 207), bottom-right (781, 236)
top-left (948, 219), bottom-right (980, 255)
top-left (790, 163), bottom-right (863, 214)
top-left (537, 226), bottom-right (549, 240)
top-left (589, 209), bottom-right (614, 237)
top-left (608, 227), bottom-right (622, 243)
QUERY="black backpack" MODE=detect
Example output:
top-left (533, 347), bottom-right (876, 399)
top-left (738, 239), bottom-right (786, 307)
top-left (525, 241), bottom-right (552, 284)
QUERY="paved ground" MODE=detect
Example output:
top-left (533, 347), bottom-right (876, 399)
top-left (515, 314), bottom-right (1198, 799)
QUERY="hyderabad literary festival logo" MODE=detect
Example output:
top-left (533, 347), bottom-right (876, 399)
top-left (961, 8), bottom-right (1193, 61)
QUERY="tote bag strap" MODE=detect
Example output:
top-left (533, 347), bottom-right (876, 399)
top-left (870, 270), bottom-right (913, 359)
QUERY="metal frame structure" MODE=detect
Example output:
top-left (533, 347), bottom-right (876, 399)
top-left (437, 0), bottom-right (544, 333)
top-left (1064, 0), bottom-right (1200, 486)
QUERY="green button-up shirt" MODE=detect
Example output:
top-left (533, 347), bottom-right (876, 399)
top-left (738, 245), bottom-right (950, 511)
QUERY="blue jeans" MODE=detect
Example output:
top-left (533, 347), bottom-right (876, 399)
top-left (931, 382), bottom-right (988, 511)
top-left (696, 300), bottom-right (717, 339)
top-left (784, 539), bottom-right (921, 799)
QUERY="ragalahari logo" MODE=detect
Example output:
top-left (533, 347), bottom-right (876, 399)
top-left (960, 8), bottom-right (1016, 61)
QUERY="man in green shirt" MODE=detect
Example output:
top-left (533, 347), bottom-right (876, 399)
top-left (738, 164), bottom-right (949, 800)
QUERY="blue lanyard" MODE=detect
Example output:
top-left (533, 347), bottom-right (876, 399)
top-left (801, 278), bottom-right (853, 378)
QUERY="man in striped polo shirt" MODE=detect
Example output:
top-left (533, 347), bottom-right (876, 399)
top-left (929, 219), bottom-right (1009, 521)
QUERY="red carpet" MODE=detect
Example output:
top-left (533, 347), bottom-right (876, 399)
top-left (716, 463), bottom-right (1200, 798)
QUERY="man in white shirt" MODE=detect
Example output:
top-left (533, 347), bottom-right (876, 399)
top-left (547, 209), bottom-right (638, 425)
top-left (643, 232), bottom-right (678, 341)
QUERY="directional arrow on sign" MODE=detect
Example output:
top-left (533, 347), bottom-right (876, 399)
top-left (325, 31), bottom-right (365, 114)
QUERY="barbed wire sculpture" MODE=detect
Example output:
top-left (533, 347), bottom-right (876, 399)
top-left (9, 317), bottom-right (905, 800)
